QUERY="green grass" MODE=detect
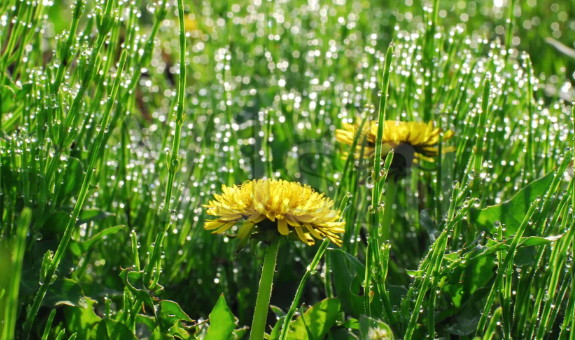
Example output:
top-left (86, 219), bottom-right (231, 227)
top-left (1, 0), bottom-right (575, 339)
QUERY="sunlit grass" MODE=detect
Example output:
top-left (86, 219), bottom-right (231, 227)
top-left (1, 0), bottom-right (575, 339)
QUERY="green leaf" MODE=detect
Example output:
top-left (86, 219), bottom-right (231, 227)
top-left (483, 234), bottom-right (564, 252)
top-left (442, 252), bottom-right (495, 309)
top-left (44, 278), bottom-right (87, 308)
top-left (205, 294), bottom-right (237, 340)
top-left (329, 249), bottom-right (382, 318)
top-left (469, 171), bottom-right (554, 236)
top-left (406, 270), bottom-right (424, 278)
top-left (65, 297), bottom-right (101, 340)
top-left (463, 256), bottom-right (496, 298)
top-left (286, 298), bottom-right (341, 340)
top-left (42, 209), bottom-right (115, 235)
top-left (270, 305), bottom-right (286, 318)
top-left (445, 304), bottom-right (481, 336)
top-left (136, 314), bottom-right (157, 333)
top-left (519, 234), bottom-right (564, 247)
top-left (340, 318), bottom-right (360, 330)
top-left (78, 209), bottom-right (115, 225)
top-left (157, 300), bottom-right (193, 337)
top-left (2, 85), bottom-right (15, 98)
top-left (43, 211), bottom-right (70, 234)
top-left (150, 327), bottom-right (173, 340)
top-left (90, 318), bottom-right (138, 340)
top-left (232, 326), bottom-right (250, 340)
top-left (119, 269), bottom-right (155, 312)
top-left (359, 316), bottom-right (393, 340)
top-left (69, 225), bottom-right (125, 256)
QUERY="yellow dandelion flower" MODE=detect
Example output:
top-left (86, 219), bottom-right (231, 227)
top-left (204, 179), bottom-right (345, 247)
top-left (183, 15), bottom-right (198, 32)
top-left (336, 120), bottom-right (455, 163)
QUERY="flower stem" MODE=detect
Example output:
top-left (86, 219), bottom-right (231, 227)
top-left (280, 238), bottom-right (330, 340)
top-left (250, 237), bottom-right (281, 340)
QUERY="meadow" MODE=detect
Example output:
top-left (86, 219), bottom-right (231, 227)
top-left (1, 0), bottom-right (575, 339)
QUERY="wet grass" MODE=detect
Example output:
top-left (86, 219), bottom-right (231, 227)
top-left (1, 0), bottom-right (575, 339)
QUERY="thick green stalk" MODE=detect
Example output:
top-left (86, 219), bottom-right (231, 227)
top-left (1, 208), bottom-right (31, 340)
top-left (250, 238), bottom-right (281, 340)
top-left (279, 238), bottom-right (330, 340)
top-left (22, 50), bottom-right (127, 336)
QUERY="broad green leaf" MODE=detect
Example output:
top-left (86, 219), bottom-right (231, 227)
top-left (44, 278), bottom-right (87, 308)
top-left (69, 225), bottom-right (125, 256)
top-left (340, 318), bottom-right (360, 330)
top-left (286, 298), bottom-right (341, 339)
top-left (64, 297), bottom-right (101, 340)
top-left (514, 246), bottom-right (538, 267)
top-left (136, 314), bottom-right (157, 332)
top-left (157, 300), bottom-right (193, 339)
top-left (119, 269), bottom-right (156, 313)
top-left (90, 318), bottom-right (137, 340)
top-left (445, 304), bottom-right (481, 336)
top-left (483, 234), bottom-right (564, 252)
top-left (406, 269), bottom-right (424, 278)
top-left (359, 316), bottom-right (393, 340)
top-left (463, 256), bottom-right (495, 297)
top-left (42, 209), bottom-right (115, 235)
top-left (79, 209), bottom-right (115, 225)
top-left (205, 294), bottom-right (237, 340)
top-left (329, 249), bottom-right (382, 318)
top-left (2, 85), bottom-right (15, 98)
top-left (519, 234), bottom-right (564, 247)
top-left (442, 251), bottom-right (496, 309)
top-left (231, 326), bottom-right (250, 340)
top-left (270, 305), bottom-right (286, 318)
top-left (150, 327), bottom-right (173, 340)
top-left (43, 211), bottom-right (70, 234)
top-left (468, 171), bottom-right (553, 235)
